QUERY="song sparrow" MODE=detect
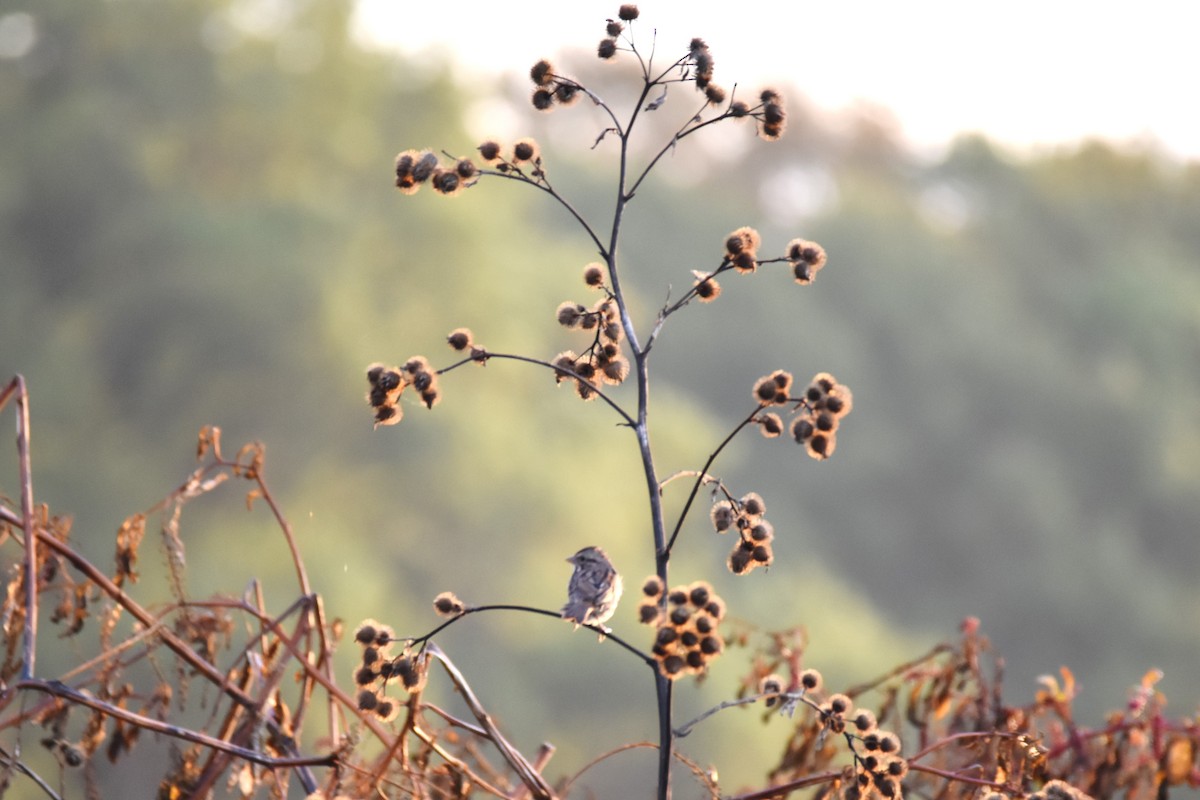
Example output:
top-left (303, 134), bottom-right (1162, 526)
top-left (561, 546), bottom-right (623, 632)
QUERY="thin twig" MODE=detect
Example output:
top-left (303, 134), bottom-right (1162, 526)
top-left (673, 692), bottom-right (771, 738)
top-left (426, 643), bottom-right (557, 799)
top-left (17, 679), bottom-right (336, 769)
top-left (664, 406), bottom-right (764, 555)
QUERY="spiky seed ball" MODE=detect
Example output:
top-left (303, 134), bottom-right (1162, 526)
top-left (455, 158), bottom-right (477, 180)
top-left (686, 650), bottom-right (705, 670)
top-left (729, 548), bottom-right (752, 575)
top-left (556, 301), bottom-right (585, 328)
top-left (354, 666), bottom-right (377, 686)
top-left (700, 635), bottom-right (722, 655)
top-left (662, 655), bottom-right (685, 676)
top-left (357, 689), bottom-right (378, 710)
top-left (638, 603), bottom-right (660, 624)
top-left (411, 151), bottom-right (438, 183)
top-left (740, 492), bottom-right (765, 517)
top-left (512, 138), bottom-right (539, 163)
top-left (853, 710), bottom-right (878, 732)
top-left (601, 356), bottom-right (629, 384)
top-left (583, 263), bottom-right (605, 287)
top-left (354, 623), bottom-right (379, 645)
top-left (598, 38), bottom-right (617, 59)
top-left (617, 4), bottom-right (639, 21)
top-left (800, 668), bottom-right (822, 691)
top-left (532, 88), bottom-right (554, 110)
top-left (791, 416), bottom-right (815, 444)
top-left (694, 275), bottom-right (721, 302)
top-left (606, 20), bottom-right (623, 36)
top-left (668, 589), bottom-right (688, 606)
top-left (704, 597), bottom-right (726, 619)
top-left (478, 140), bottom-right (502, 162)
top-left (754, 376), bottom-right (781, 404)
top-left (808, 433), bottom-right (835, 459)
top-left (759, 413), bottom-right (783, 438)
top-left (760, 674), bottom-right (785, 695)
top-left (688, 583), bottom-right (711, 608)
top-left (433, 592), bottom-right (464, 616)
top-left (828, 694), bottom-right (852, 715)
top-left (530, 59), bottom-right (554, 86)
top-left (642, 576), bottom-right (664, 597)
top-left (730, 101), bottom-right (750, 117)
top-left (446, 328), bottom-right (473, 351)
top-left (710, 501), bottom-right (735, 532)
top-left (554, 83), bottom-right (580, 105)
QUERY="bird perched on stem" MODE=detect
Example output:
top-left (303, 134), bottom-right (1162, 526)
top-left (562, 546), bottom-right (623, 635)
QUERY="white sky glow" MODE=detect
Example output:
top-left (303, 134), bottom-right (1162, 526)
top-left (353, 0), bottom-right (1200, 160)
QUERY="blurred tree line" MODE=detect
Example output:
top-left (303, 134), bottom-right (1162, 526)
top-left (2, 0), bottom-right (1199, 795)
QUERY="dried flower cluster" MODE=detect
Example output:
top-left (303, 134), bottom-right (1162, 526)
top-left (791, 372), bottom-right (854, 459)
top-left (477, 137), bottom-right (544, 179)
top-left (597, 4), bottom-right (639, 59)
top-left (352, 620), bottom-right (423, 721)
top-left (365, 358), bottom-right (439, 427)
top-left (685, 226), bottom-right (827, 312)
top-left (788, 238), bottom-right (828, 284)
top-left (552, 280), bottom-right (629, 400)
top-left (710, 491), bottom-right (776, 575)
top-left (638, 577), bottom-right (726, 679)
top-left (529, 58), bottom-right (582, 111)
top-left (394, 149), bottom-right (479, 196)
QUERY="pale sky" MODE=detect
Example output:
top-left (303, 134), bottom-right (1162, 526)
top-left (354, 0), bottom-right (1199, 160)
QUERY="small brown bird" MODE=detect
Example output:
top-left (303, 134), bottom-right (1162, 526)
top-left (561, 546), bottom-right (623, 632)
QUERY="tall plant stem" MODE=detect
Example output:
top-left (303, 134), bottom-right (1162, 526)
top-left (602, 77), bottom-right (674, 800)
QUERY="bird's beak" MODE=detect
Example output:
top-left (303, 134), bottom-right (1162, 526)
top-left (566, 555), bottom-right (577, 564)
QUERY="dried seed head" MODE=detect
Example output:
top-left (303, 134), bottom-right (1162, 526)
top-left (617, 4), bottom-right (639, 21)
top-left (598, 38), bottom-right (618, 59)
top-left (760, 674), bottom-right (785, 695)
top-left (583, 263), bottom-right (605, 287)
top-left (447, 328), bottom-right (473, 351)
top-left (710, 500), bottom-right (735, 532)
top-left (478, 140), bottom-right (502, 162)
top-left (433, 591), bottom-right (464, 616)
top-left (512, 138), bottom-right (540, 163)
top-left (455, 158), bottom-right (478, 179)
top-left (692, 270), bottom-right (721, 302)
top-left (740, 492), bottom-right (766, 517)
top-left (554, 82), bottom-right (580, 106)
top-left (759, 412), bottom-right (783, 438)
top-left (556, 301), bottom-right (585, 328)
top-left (354, 622), bottom-right (379, 645)
top-left (530, 59), bottom-right (554, 86)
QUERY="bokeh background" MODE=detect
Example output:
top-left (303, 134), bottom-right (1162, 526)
top-left (3, 1), bottom-right (1199, 796)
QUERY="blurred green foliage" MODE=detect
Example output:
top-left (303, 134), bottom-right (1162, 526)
top-left (3, 0), bottom-right (1199, 796)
